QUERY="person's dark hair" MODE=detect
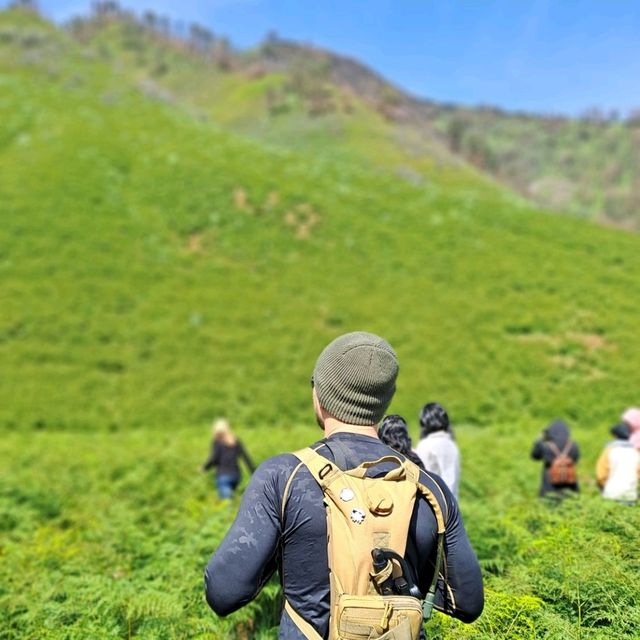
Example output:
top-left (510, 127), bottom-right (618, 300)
top-left (610, 422), bottom-right (630, 440)
top-left (379, 415), bottom-right (412, 455)
top-left (419, 402), bottom-right (450, 438)
top-left (379, 415), bottom-right (424, 469)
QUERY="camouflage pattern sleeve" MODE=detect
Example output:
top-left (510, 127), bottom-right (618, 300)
top-left (204, 454), bottom-right (295, 615)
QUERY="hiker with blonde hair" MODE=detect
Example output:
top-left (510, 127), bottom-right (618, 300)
top-left (201, 418), bottom-right (255, 499)
top-left (205, 332), bottom-right (483, 638)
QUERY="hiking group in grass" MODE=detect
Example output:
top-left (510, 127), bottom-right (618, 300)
top-left (202, 331), bottom-right (640, 639)
top-left (530, 412), bottom-right (640, 503)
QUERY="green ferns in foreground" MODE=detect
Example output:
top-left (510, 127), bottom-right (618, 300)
top-left (1, 426), bottom-right (639, 639)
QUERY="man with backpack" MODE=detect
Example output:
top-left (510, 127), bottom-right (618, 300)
top-left (530, 418), bottom-right (580, 498)
top-left (204, 332), bottom-right (484, 638)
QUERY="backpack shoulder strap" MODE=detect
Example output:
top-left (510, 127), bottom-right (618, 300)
top-left (324, 438), bottom-right (352, 470)
top-left (547, 441), bottom-right (561, 456)
top-left (402, 457), bottom-right (447, 620)
top-left (292, 446), bottom-right (343, 487)
top-left (281, 445), bottom-right (325, 520)
top-left (281, 447), bottom-right (329, 640)
top-left (405, 462), bottom-right (446, 541)
top-left (548, 441), bottom-right (573, 458)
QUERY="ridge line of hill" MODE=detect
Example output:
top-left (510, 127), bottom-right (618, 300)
top-left (5, 3), bottom-right (640, 227)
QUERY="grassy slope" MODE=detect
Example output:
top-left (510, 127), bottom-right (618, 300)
top-left (1, 9), bottom-right (640, 640)
top-left (2, 11), bottom-right (640, 432)
top-left (134, 29), bottom-right (640, 227)
top-left (49, 15), bottom-right (640, 227)
top-left (70, 18), bottom-right (499, 194)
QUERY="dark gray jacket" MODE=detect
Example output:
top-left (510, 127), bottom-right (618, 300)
top-left (204, 432), bottom-right (484, 638)
top-left (202, 440), bottom-right (255, 478)
top-left (531, 419), bottom-right (580, 496)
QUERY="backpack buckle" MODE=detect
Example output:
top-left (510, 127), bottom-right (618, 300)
top-left (319, 463), bottom-right (333, 479)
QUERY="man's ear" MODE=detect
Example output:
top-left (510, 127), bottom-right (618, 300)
top-left (312, 387), bottom-right (324, 420)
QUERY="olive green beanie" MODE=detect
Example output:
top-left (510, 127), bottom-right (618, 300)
top-left (312, 331), bottom-right (399, 426)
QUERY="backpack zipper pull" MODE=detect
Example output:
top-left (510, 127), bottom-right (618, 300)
top-left (380, 602), bottom-right (393, 630)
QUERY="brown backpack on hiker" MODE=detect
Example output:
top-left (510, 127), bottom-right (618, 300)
top-left (283, 447), bottom-right (447, 640)
top-left (548, 441), bottom-right (577, 485)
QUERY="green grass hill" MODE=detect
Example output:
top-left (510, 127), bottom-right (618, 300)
top-left (242, 38), bottom-right (640, 227)
top-left (1, 7), bottom-right (640, 640)
top-left (56, 4), bottom-right (640, 227)
top-left (2, 7), bottom-right (640, 432)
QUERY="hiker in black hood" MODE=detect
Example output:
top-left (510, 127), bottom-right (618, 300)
top-left (530, 419), bottom-right (580, 497)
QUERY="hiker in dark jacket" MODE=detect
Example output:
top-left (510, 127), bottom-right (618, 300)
top-left (379, 414), bottom-right (425, 469)
top-left (204, 332), bottom-right (484, 638)
top-left (530, 419), bottom-right (580, 497)
top-left (201, 418), bottom-right (255, 499)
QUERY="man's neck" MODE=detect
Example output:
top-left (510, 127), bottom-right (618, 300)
top-left (323, 418), bottom-right (379, 440)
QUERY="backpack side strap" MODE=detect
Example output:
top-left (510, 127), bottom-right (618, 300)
top-left (281, 460), bottom-right (306, 521)
top-left (282, 444), bottom-right (327, 520)
top-left (281, 447), bottom-right (328, 639)
top-left (402, 458), bottom-right (448, 621)
top-left (284, 600), bottom-right (323, 640)
top-left (402, 458), bottom-right (447, 533)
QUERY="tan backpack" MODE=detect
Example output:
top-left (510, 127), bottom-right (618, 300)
top-left (548, 441), bottom-right (577, 485)
top-left (283, 447), bottom-right (447, 640)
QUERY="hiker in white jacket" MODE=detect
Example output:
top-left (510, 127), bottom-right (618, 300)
top-left (415, 402), bottom-right (461, 498)
top-left (596, 423), bottom-right (639, 505)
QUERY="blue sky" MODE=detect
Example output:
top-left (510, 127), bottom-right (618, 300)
top-left (5, 0), bottom-right (640, 117)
